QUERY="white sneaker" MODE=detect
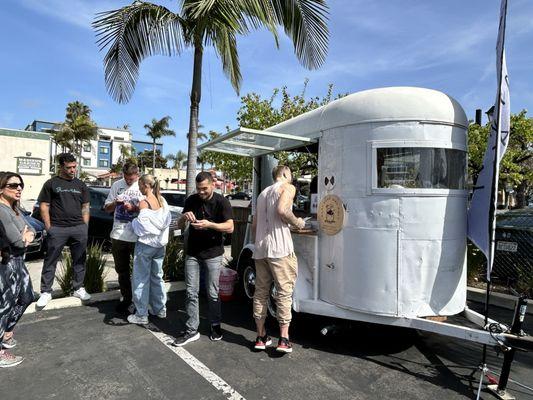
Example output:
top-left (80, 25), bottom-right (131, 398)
top-left (36, 292), bottom-right (52, 308)
top-left (73, 287), bottom-right (91, 301)
top-left (127, 314), bottom-right (148, 325)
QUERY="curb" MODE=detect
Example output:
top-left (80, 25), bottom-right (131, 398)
top-left (24, 281), bottom-right (186, 315)
top-left (467, 287), bottom-right (533, 315)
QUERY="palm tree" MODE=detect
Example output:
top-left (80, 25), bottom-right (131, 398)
top-left (57, 101), bottom-right (98, 173)
top-left (144, 116), bottom-right (175, 172)
top-left (167, 150), bottom-right (187, 170)
top-left (93, 0), bottom-right (329, 195)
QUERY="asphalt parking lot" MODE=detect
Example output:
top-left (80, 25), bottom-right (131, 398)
top-left (3, 291), bottom-right (533, 400)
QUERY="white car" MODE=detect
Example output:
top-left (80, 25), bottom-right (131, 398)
top-left (160, 190), bottom-right (186, 214)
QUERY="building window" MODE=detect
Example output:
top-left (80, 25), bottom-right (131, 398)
top-left (83, 143), bottom-right (91, 152)
top-left (82, 158), bottom-right (91, 167)
top-left (100, 146), bottom-right (109, 154)
top-left (99, 160), bottom-right (109, 167)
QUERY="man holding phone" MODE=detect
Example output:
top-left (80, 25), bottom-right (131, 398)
top-left (173, 171), bottom-right (233, 346)
top-left (104, 162), bottom-right (143, 313)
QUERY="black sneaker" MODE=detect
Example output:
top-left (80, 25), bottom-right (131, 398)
top-left (210, 324), bottom-right (223, 341)
top-left (276, 337), bottom-right (293, 353)
top-left (172, 331), bottom-right (200, 347)
top-left (115, 300), bottom-right (132, 314)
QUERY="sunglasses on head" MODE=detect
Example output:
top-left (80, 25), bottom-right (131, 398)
top-left (5, 183), bottom-right (24, 190)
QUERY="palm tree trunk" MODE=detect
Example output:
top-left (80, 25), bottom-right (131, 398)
top-left (152, 138), bottom-right (156, 173)
top-left (186, 41), bottom-right (203, 196)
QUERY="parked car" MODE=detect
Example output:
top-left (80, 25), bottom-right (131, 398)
top-left (19, 207), bottom-right (46, 258)
top-left (161, 190), bottom-right (186, 214)
top-left (493, 208), bottom-right (533, 285)
top-left (226, 192), bottom-right (251, 201)
top-left (32, 186), bottom-right (182, 242)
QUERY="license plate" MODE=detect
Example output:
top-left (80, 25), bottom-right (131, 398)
top-left (497, 241), bottom-right (518, 252)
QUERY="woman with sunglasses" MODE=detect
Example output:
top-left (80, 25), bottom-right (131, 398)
top-left (0, 172), bottom-right (35, 367)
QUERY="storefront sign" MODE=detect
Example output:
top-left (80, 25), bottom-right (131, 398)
top-left (16, 157), bottom-right (43, 175)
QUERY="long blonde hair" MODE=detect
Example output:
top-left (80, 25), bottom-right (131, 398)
top-left (139, 174), bottom-right (163, 207)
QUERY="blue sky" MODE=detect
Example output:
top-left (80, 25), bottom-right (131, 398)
top-left (1, 0), bottom-right (533, 157)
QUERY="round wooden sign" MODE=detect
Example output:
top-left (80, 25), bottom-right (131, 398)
top-left (317, 194), bottom-right (345, 235)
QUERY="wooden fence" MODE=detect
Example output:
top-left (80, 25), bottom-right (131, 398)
top-left (231, 206), bottom-right (251, 261)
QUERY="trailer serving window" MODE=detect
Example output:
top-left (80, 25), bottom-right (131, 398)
top-left (376, 147), bottom-right (466, 190)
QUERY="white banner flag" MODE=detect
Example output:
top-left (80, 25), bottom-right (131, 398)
top-left (467, 0), bottom-right (510, 280)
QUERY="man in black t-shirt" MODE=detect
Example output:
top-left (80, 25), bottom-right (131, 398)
top-left (36, 153), bottom-right (91, 309)
top-left (172, 172), bottom-right (233, 347)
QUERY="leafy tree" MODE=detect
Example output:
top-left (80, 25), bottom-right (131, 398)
top-left (468, 109), bottom-right (533, 208)
top-left (200, 82), bottom-right (343, 183)
top-left (144, 116), bottom-right (175, 172)
top-left (137, 149), bottom-right (167, 171)
top-left (235, 81), bottom-right (343, 177)
top-left (93, 0), bottom-right (329, 195)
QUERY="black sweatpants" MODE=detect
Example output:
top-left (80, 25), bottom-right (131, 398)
top-left (111, 239), bottom-right (135, 303)
top-left (40, 224), bottom-right (88, 293)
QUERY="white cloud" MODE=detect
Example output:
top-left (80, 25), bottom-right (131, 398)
top-left (18, 0), bottom-right (127, 30)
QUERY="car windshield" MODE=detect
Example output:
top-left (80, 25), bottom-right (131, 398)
top-left (162, 193), bottom-right (186, 207)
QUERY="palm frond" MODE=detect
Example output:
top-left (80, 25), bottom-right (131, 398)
top-left (93, 2), bottom-right (185, 103)
top-left (270, 0), bottom-right (329, 69)
top-left (212, 25), bottom-right (241, 94)
top-left (184, 0), bottom-right (271, 35)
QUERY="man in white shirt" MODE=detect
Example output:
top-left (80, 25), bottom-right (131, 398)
top-left (104, 162), bottom-right (143, 313)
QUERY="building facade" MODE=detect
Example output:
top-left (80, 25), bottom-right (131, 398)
top-left (0, 128), bottom-right (51, 200)
top-left (26, 121), bottom-right (164, 182)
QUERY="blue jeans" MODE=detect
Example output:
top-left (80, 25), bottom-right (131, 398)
top-left (132, 242), bottom-right (167, 317)
top-left (185, 255), bottom-right (223, 333)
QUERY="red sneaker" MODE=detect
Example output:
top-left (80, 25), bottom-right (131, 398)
top-left (276, 337), bottom-right (293, 353)
top-left (254, 335), bottom-right (272, 350)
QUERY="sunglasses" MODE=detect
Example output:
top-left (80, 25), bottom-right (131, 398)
top-left (5, 183), bottom-right (24, 190)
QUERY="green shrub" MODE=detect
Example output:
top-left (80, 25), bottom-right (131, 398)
top-left (56, 249), bottom-right (74, 296)
top-left (163, 237), bottom-right (185, 281)
top-left (84, 242), bottom-right (108, 294)
top-left (56, 243), bottom-right (108, 295)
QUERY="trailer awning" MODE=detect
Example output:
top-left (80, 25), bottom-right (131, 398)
top-left (197, 127), bottom-right (317, 157)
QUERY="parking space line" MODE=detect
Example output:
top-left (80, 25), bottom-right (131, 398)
top-left (147, 324), bottom-right (246, 400)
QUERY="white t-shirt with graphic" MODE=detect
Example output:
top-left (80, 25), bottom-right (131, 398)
top-left (104, 179), bottom-right (144, 242)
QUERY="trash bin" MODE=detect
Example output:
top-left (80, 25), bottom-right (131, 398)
top-left (219, 267), bottom-right (237, 301)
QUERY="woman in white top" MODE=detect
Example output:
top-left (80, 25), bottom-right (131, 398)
top-left (127, 175), bottom-right (171, 325)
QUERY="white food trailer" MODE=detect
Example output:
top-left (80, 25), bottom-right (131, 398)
top-left (199, 87), bottom-right (531, 351)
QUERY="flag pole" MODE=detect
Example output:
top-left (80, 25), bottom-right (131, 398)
top-left (482, 0), bottom-right (508, 367)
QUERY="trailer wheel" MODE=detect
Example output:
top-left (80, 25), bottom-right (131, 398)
top-left (267, 285), bottom-right (277, 319)
top-left (241, 262), bottom-right (256, 300)
top-left (238, 257), bottom-right (278, 318)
